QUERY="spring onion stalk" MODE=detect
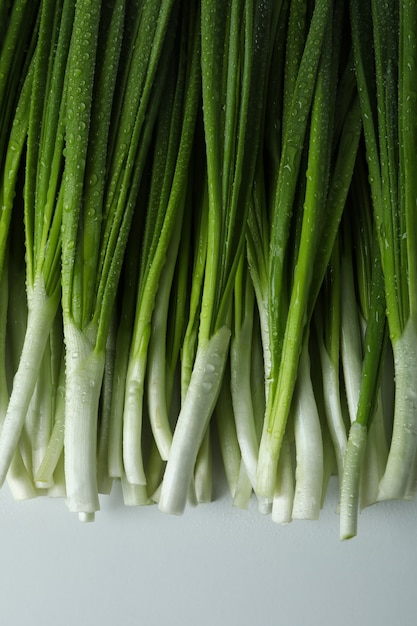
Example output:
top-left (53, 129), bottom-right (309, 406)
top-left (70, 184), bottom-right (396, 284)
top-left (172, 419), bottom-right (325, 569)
top-left (340, 236), bottom-right (387, 539)
top-left (33, 355), bottom-right (65, 485)
top-left (122, 5), bottom-right (200, 485)
top-left (340, 223), bottom-right (363, 425)
top-left (146, 222), bottom-right (183, 460)
top-left (62, 0), bottom-right (150, 516)
top-left (257, 0), bottom-right (333, 499)
top-left (230, 255), bottom-right (258, 491)
top-left (165, 188), bottom-right (193, 408)
top-left (272, 435), bottom-right (294, 524)
top-left (246, 161), bottom-right (272, 408)
top-left (96, 314), bottom-right (117, 495)
top-left (214, 365), bottom-right (241, 499)
top-left (61, 0), bottom-right (173, 514)
top-left (61, 0), bottom-right (104, 520)
top-left (360, 389), bottom-right (388, 508)
top-left (159, 325), bottom-right (231, 514)
top-left (159, 0), bottom-right (274, 515)
top-left (289, 16), bottom-right (341, 519)
top-left (120, 473), bottom-right (148, 507)
top-left (9, 3), bottom-right (67, 482)
top-left (351, 158), bottom-right (388, 508)
top-left (292, 337), bottom-right (323, 520)
top-left (2, 216), bottom-right (38, 500)
top-left (150, 176), bottom-right (195, 467)
top-left (258, 0), bottom-right (337, 500)
top-left (63, 0), bottom-right (182, 518)
top-left (257, 2), bottom-right (362, 505)
top-left (180, 180), bottom-right (208, 402)
top-left (194, 428), bottom-right (213, 503)
top-left (337, 148), bottom-right (388, 537)
top-left (0, 60), bottom-right (34, 467)
top-left (0, 252), bottom-right (8, 422)
top-left (144, 441), bottom-right (167, 504)
top-left (380, 0), bottom-right (417, 499)
top-left (242, 0), bottom-right (286, 414)
top-left (250, 311), bottom-right (267, 445)
top-left (0, 0), bottom-right (69, 486)
top-left (232, 461), bottom-right (253, 510)
top-left (27, 310), bottom-right (63, 488)
top-left (0, 251), bottom-right (34, 498)
top-left (107, 205), bottom-right (143, 480)
top-left (315, 244), bottom-right (347, 483)
top-left (28, 336), bottom-right (54, 487)
top-left (307, 93), bottom-right (363, 492)
top-left (350, 0), bottom-right (417, 501)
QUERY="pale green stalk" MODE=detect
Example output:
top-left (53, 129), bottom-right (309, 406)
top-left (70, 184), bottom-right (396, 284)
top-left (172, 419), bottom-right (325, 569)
top-left (340, 228), bottom-right (387, 539)
top-left (28, 309), bottom-right (63, 488)
top-left (123, 6), bottom-right (201, 483)
top-left (360, 390), bottom-right (388, 508)
top-left (378, 322), bottom-right (417, 500)
top-left (258, 1), bottom-right (334, 498)
top-left (272, 436), bottom-right (294, 524)
top-left (64, 0), bottom-right (180, 517)
top-left (377, 0), bottom-right (417, 499)
top-left (340, 230), bottom-right (363, 425)
top-left (194, 429), bottom-right (212, 504)
top-left (0, 0), bottom-right (71, 487)
top-left (0, 250), bottom-right (8, 421)
top-left (181, 183), bottom-right (208, 401)
top-left (47, 452), bottom-right (66, 498)
top-left (159, 325), bottom-right (231, 514)
top-left (121, 473), bottom-right (148, 506)
top-left (33, 357), bottom-right (65, 485)
top-left (107, 207), bottom-right (142, 479)
top-left (0, 61), bottom-right (33, 477)
top-left (350, 0), bottom-right (417, 501)
top-left (352, 159), bottom-right (388, 509)
top-left (96, 313), bottom-right (117, 495)
top-left (233, 461), bottom-right (253, 510)
top-left (246, 160), bottom-right (271, 406)
top-left (0, 278), bottom-right (60, 486)
top-left (28, 336), bottom-right (54, 487)
top-left (146, 219), bottom-right (183, 460)
top-left (292, 338), bottom-right (323, 520)
top-left (230, 255), bottom-right (258, 490)
top-left (61, 0), bottom-right (105, 519)
top-left (340, 421), bottom-right (367, 539)
top-left (0, 251), bottom-right (35, 498)
top-left (214, 366), bottom-right (241, 498)
top-left (160, 0), bottom-right (274, 516)
top-left (315, 244), bottom-right (347, 483)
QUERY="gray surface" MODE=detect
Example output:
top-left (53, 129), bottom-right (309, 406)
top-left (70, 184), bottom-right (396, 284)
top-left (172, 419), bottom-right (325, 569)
top-left (0, 477), bottom-right (415, 626)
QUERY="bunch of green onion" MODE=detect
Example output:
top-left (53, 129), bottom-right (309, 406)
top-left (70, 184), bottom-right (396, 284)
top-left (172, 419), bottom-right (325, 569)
top-left (0, 0), bottom-right (416, 540)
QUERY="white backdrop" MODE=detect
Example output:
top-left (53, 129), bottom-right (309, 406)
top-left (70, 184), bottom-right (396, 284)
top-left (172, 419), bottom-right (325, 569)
top-left (0, 475), bottom-right (416, 626)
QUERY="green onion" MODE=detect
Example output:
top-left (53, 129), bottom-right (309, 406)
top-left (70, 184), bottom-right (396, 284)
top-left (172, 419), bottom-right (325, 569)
top-left (350, 0), bottom-right (417, 503)
top-left (0, 0), bottom-right (69, 487)
top-left (159, 0), bottom-right (274, 515)
top-left (122, 3), bottom-right (201, 487)
top-left (1, 0), bottom-right (417, 539)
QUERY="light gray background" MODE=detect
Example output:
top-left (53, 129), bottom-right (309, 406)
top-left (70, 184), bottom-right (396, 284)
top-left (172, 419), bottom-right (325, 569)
top-left (0, 476), bottom-right (415, 626)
